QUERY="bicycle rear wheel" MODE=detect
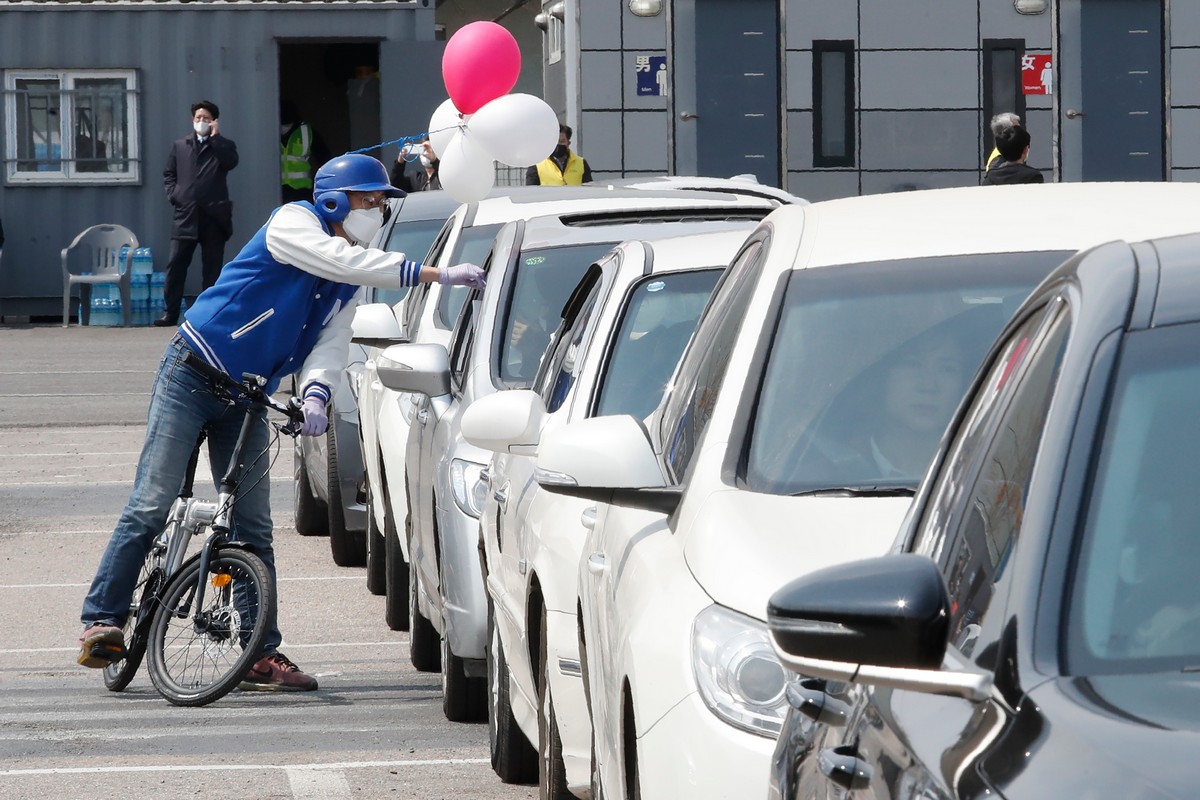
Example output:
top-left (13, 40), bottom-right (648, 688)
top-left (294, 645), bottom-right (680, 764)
top-left (103, 558), bottom-right (164, 692)
top-left (146, 547), bottom-right (274, 707)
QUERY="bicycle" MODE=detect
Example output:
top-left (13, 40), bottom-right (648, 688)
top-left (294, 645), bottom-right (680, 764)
top-left (100, 350), bottom-right (305, 707)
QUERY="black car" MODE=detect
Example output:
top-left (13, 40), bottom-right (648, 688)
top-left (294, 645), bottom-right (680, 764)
top-left (766, 232), bottom-right (1200, 799)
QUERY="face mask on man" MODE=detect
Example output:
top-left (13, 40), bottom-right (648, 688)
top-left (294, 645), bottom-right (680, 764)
top-left (194, 120), bottom-right (213, 137)
top-left (342, 207), bottom-right (385, 244)
top-left (553, 144), bottom-right (569, 159)
top-left (419, 154), bottom-right (433, 168)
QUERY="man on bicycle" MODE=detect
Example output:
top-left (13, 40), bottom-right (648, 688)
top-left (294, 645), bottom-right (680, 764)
top-left (77, 153), bottom-right (485, 691)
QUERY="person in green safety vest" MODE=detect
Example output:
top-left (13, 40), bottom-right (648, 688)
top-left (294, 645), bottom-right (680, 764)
top-left (280, 99), bottom-right (324, 203)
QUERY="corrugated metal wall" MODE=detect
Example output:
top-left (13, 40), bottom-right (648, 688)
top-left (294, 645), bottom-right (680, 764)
top-left (0, 1), bottom-right (441, 319)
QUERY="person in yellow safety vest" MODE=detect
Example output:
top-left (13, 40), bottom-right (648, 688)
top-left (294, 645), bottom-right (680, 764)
top-left (525, 123), bottom-right (594, 186)
top-left (280, 99), bottom-right (316, 202)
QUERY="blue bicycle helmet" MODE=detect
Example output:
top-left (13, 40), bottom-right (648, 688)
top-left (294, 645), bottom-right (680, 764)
top-left (312, 154), bottom-right (404, 223)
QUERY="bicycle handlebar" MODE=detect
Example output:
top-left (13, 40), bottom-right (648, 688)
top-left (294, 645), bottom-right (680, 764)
top-left (182, 350), bottom-right (305, 427)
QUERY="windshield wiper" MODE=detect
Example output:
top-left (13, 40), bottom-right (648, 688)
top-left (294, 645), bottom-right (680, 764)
top-left (790, 486), bottom-right (917, 498)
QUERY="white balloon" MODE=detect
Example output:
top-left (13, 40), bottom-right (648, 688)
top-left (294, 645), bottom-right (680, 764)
top-left (427, 98), bottom-right (467, 159)
top-left (438, 130), bottom-right (496, 204)
top-left (467, 93), bottom-right (560, 167)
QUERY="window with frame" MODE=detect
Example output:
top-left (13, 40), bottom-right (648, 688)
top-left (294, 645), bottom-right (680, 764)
top-left (982, 40), bottom-right (1027, 169)
top-left (534, 273), bottom-right (604, 414)
top-left (813, 41), bottom-right (855, 168)
top-left (548, 13), bottom-right (564, 64)
top-left (4, 69), bottom-right (140, 183)
top-left (914, 303), bottom-right (1070, 658)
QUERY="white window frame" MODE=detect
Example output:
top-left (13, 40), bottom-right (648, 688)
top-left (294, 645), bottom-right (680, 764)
top-left (548, 14), bottom-right (564, 64)
top-left (4, 69), bottom-right (140, 185)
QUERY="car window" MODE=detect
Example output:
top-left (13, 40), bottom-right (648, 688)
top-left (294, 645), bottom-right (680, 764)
top-left (536, 276), bottom-right (604, 413)
top-left (1067, 321), bottom-right (1200, 673)
top-left (660, 239), bottom-right (766, 483)
top-left (435, 223), bottom-right (503, 329)
top-left (595, 269), bottom-right (723, 421)
top-left (913, 304), bottom-right (1070, 658)
top-left (497, 243), bottom-right (617, 388)
top-left (742, 252), bottom-right (1069, 496)
top-left (448, 294), bottom-right (478, 394)
top-left (385, 217), bottom-right (446, 262)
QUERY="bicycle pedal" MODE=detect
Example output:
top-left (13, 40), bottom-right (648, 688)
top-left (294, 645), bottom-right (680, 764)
top-left (91, 641), bottom-right (127, 661)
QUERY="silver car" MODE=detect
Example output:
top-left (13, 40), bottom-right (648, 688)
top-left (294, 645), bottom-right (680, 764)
top-left (292, 191), bottom-right (458, 568)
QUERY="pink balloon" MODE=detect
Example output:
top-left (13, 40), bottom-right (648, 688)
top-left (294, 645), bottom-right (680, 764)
top-left (442, 21), bottom-right (521, 115)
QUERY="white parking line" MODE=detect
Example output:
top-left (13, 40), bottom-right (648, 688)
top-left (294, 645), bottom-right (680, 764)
top-left (0, 758), bottom-right (490, 777)
top-left (287, 767), bottom-right (352, 799)
top-left (3, 640), bottom-right (407, 657)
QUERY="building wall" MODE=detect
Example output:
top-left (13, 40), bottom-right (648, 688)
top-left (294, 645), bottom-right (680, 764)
top-left (1167, 1), bottom-right (1200, 180)
top-left (0, 1), bottom-right (439, 319)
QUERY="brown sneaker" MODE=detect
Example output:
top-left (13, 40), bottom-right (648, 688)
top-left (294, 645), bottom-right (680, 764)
top-left (77, 623), bottom-right (126, 668)
top-left (238, 651), bottom-right (318, 692)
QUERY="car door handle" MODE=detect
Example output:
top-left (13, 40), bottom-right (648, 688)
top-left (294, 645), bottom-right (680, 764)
top-left (587, 552), bottom-right (607, 575)
top-left (818, 746), bottom-right (872, 791)
top-left (494, 485), bottom-right (508, 512)
top-left (416, 408), bottom-right (429, 425)
top-left (581, 505), bottom-right (597, 530)
top-left (786, 678), bottom-right (852, 727)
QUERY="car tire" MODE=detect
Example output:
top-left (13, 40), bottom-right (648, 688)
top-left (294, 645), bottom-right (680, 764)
top-left (365, 480), bottom-right (386, 596)
top-left (442, 633), bottom-right (487, 723)
top-left (488, 603), bottom-right (536, 783)
top-left (539, 612), bottom-right (571, 799)
top-left (409, 554), bottom-right (441, 673)
top-left (293, 446), bottom-right (328, 537)
top-left (384, 487), bottom-right (410, 631)
top-left (327, 416), bottom-right (366, 567)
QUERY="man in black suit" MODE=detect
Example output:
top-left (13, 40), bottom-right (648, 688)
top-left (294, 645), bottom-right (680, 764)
top-left (157, 100), bottom-right (239, 327)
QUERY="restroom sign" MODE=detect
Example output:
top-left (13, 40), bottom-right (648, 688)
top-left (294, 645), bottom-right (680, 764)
top-left (635, 55), bottom-right (667, 96)
top-left (1022, 54), bottom-right (1053, 95)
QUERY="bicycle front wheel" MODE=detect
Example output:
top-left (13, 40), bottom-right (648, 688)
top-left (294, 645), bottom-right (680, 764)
top-left (146, 547), bottom-right (274, 707)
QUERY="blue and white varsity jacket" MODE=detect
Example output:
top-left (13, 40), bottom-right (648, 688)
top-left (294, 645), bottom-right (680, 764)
top-left (180, 201), bottom-right (423, 401)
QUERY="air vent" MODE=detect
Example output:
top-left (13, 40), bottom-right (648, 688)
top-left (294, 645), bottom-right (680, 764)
top-left (558, 208), bottom-right (770, 227)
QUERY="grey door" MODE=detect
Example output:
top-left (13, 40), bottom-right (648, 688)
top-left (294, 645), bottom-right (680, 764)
top-left (694, 0), bottom-right (780, 186)
top-left (1080, 0), bottom-right (1164, 181)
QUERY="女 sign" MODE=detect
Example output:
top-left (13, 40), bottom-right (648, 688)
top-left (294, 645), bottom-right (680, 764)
top-left (1022, 54), bottom-right (1053, 95)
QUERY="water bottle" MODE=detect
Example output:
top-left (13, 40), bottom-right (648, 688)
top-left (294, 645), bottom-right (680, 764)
top-left (118, 245), bottom-right (131, 274)
top-left (135, 247), bottom-right (154, 276)
top-left (89, 284), bottom-right (106, 325)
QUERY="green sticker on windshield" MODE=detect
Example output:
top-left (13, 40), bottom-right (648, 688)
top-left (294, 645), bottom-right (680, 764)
top-left (525, 256), bottom-right (546, 266)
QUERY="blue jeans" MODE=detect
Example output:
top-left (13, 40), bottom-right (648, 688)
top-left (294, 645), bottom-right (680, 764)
top-left (81, 335), bottom-right (281, 655)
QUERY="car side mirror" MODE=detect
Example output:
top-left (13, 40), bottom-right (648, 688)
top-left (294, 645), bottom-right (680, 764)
top-left (461, 390), bottom-right (546, 456)
top-left (535, 415), bottom-right (681, 515)
top-left (766, 554), bottom-right (992, 701)
top-left (376, 343), bottom-right (450, 397)
top-left (351, 302), bottom-right (408, 349)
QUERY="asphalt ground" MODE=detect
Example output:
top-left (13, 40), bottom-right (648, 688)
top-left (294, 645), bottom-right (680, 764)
top-left (0, 323), bottom-right (532, 800)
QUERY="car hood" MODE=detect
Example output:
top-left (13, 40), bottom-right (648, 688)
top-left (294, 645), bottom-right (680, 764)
top-left (682, 489), bottom-right (912, 621)
top-left (991, 673), bottom-right (1200, 798)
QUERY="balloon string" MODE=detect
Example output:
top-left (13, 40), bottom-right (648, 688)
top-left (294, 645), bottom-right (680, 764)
top-left (345, 124), bottom-right (461, 160)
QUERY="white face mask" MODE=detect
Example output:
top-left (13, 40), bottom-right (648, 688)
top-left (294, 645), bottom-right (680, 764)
top-left (193, 120), bottom-right (212, 137)
top-left (342, 207), bottom-right (384, 244)
top-left (419, 154), bottom-right (433, 168)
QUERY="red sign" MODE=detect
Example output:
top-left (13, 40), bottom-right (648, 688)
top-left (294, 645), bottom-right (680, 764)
top-left (1022, 54), bottom-right (1053, 95)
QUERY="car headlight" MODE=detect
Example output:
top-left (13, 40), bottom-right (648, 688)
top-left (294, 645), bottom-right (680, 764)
top-left (692, 604), bottom-right (788, 737)
top-left (449, 457), bottom-right (489, 518)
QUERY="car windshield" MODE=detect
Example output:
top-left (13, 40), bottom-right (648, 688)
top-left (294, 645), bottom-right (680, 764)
top-left (373, 218), bottom-right (447, 306)
top-left (743, 252), bottom-right (1068, 495)
top-left (499, 243), bottom-right (619, 385)
top-left (1067, 323), bottom-right (1200, 674)
top-left (596, 269), bottom-right (723, 419)
top-left (437, 223), bottom-right (504, 328)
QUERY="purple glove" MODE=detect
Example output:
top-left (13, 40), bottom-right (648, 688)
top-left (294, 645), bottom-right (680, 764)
top-left (301, 396), bottom-right (329, 437)
top-left (439, 263), bottom-right (486, 290)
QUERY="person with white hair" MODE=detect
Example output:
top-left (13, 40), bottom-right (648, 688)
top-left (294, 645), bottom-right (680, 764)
top-left (986, 112), bottom-right (1021, 175)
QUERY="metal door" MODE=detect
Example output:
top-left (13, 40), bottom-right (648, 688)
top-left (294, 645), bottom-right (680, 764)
top-left (694, 0), bottom-right (780, 186)
top-left (1080, 0), bottom-right (1164, 181)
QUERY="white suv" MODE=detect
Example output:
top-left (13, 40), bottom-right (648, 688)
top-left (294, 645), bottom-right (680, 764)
top-left (460, 228), bottom-right (757, 794)
top-left (532, 183), bottom-right (1200, 800)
